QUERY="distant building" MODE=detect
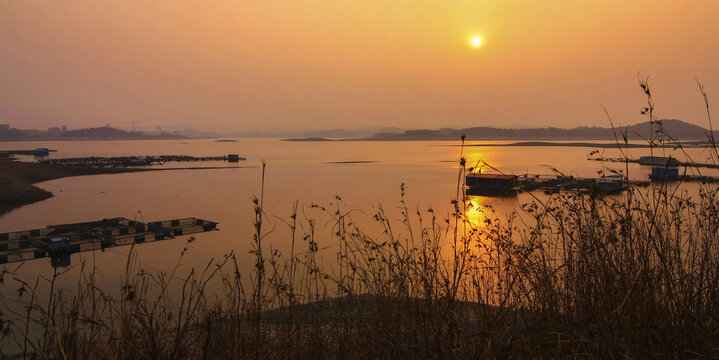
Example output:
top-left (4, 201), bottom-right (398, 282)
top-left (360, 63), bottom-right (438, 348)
top-left (0, 124), bottom-right (9, 133)
top-left (175, 128), bottom-right (201, 138)
top-left (48, 126), bottom-right (62, 134)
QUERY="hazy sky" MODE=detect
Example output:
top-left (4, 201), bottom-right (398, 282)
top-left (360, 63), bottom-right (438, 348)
top-left (1, 1), bottom-right (717, 132)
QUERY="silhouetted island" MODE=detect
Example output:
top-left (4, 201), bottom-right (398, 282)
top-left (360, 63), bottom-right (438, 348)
top-left (283, 119), bottom-right (716, 142)
top-left (365, 119), bottom-right (716, 141)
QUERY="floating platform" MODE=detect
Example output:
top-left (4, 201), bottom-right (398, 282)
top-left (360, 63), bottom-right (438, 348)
top-left (466, 173), bottom-right (654, 197)
top-left (0, 148), bottom-right (57, 156)
top-left (589, 156), bottom-right (719, 170)
top-left (39, 155), bottom-right (246, 167)
top-left (0, 217), bottom-right (218, 267)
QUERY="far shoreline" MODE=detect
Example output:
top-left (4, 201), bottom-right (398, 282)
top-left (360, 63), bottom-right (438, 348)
top-left (461, 141), bottom-right (712, 148)
top-left (281, 138), bottom-right (714, 148)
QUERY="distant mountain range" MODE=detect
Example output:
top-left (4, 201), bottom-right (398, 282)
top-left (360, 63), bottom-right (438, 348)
top-left (0, 126), bottom-right (185, 141)
top-left (236, 127), bottom-right (405, 139)
top-left (4, 119), bottom-right (716, 142)
top-left (366, 119), bottom-right (718, 141)
top-left (301, 127), bottom-right (404, 138)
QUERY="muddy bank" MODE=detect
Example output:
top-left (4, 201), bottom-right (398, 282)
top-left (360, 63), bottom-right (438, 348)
top-left (0, 159), bottom-right (155, 214)
top-left (0, 159), bottom-right (247, 215)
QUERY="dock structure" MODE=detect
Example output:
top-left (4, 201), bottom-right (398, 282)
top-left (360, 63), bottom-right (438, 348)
top-left (466, 167), bottom-right (719, 197)
top-left (513, 174), bottom-right (645, 194)
top-left (466, 173), bottom-right (655, 196)
top-left (0, 148), bottom-right (56, 157)
top-left (0, 217), bottom-right (218, 267)
top-left (589, 156), bottom-right (719, 170)
top-left (39, 155), bottom-right (245, 167)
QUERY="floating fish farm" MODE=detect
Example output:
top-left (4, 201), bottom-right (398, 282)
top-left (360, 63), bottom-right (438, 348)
top-left (0, 217), bottom-right (218, 267)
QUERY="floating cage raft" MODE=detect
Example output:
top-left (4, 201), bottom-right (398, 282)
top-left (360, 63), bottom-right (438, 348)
top-left (465, 173), bottom-right (656, 197)
top-left (0, 217), bottom-right (218, 267)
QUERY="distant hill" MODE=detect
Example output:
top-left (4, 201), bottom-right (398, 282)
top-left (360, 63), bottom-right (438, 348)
top-left (623, 119), bottom-right (715, 140)
top-left (0, 126), bottom-right (185, 141)
top-left (301, 127), bottom-right (404, 139)
top-left (301, 129), bottom-right (365, 138)
top-left (366, 119), bottom-right (717, 141)
top-left (60, 127), bottom-right (184, 140)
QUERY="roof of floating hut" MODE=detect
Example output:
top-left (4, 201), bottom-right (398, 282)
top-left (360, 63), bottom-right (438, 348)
top-left (639, 156), bottom-right (680, 166)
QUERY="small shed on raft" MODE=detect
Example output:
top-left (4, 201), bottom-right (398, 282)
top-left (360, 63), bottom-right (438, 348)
top-left (466, 173), bottom-right (518, 191)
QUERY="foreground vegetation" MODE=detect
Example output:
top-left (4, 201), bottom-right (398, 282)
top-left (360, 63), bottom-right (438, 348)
top-left (2, 82), bottom-right (719, 358)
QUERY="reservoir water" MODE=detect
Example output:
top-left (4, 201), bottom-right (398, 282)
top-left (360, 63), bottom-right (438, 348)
top-left (1, 138), bottom-right (717, 284)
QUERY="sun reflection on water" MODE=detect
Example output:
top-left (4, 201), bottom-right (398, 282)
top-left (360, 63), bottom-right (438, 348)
top-left (465, 195), bottom-right (492, 229)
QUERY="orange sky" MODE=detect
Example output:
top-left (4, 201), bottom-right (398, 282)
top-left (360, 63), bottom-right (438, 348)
top-left (1, 1), bottom-right (717, 132)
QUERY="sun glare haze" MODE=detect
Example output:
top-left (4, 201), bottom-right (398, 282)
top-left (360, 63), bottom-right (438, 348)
top-left (1, 1), bottom-right (717, 132)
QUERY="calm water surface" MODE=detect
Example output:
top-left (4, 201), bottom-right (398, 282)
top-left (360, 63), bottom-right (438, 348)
top-left (1, 139), bottom-right (716, 283)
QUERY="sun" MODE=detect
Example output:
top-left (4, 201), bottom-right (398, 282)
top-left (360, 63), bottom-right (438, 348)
top-left (471, 37), bottom-right (482, 47)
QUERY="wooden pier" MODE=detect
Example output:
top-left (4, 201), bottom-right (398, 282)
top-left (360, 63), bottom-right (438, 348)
top-left (0, 217), bottom-right (218, 267)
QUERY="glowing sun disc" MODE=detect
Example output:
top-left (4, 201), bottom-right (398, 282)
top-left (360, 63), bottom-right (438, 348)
top-left (472, 37), bottom-right (482, 47)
